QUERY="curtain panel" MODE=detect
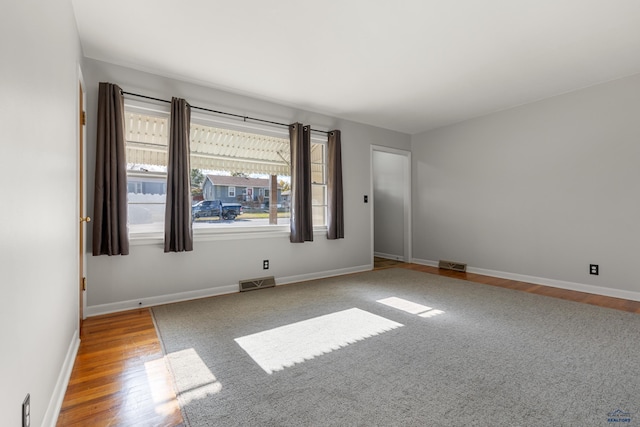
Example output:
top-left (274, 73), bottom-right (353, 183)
top-left (164, 97), bottom-right (193, 252)
top-left (92, 82), bottom-right (129, 256)
top-left (327, 130), bottom-right (344, 239)
top-left (289, 123), bottom-right (313, 243)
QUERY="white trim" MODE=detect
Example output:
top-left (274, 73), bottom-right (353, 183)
top-left (277, 264), bottom-right (373, 286)
top-left (370, 145), bottom-right (412, 263)
top-left (85, 263), bottom-right (373, 317)
top-left (86, 284), bottom-right (239, 317)
top-left (411, 258), bottom-right (439, 268)
top-left (411, 258), bottom-right (640, 302)
top-left (374, 251), bottom-right (405, 261)
top-left (468, 265), bottom-right (640, 302)
top-left (77, 67), bottom-right (88, 321)
top-left (43, 330), bottom-right (80, 427)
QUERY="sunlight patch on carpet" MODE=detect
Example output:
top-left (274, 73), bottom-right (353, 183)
top-left (166, 348), bottom-right (222, 404)
top-left (377, 296), bottom-right (445, 318)
top-left (419, 309), bottom-right (445, 318)
top-left (234, 308), bottom-right (403, 374)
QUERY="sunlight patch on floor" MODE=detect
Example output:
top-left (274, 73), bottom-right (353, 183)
top-left (165, 348), bottom-right (222, 404)
top-left (235, 308), bottom-right (403, 374)
top-left (144, 357), bottom-right (183, 416)
top-left (377, 296), bottom-right (445, 318)
top-left (419, 309), bottom-right (445, 318)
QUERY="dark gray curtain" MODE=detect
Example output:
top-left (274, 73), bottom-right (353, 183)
top-left (164, 97), bottom-right (193, 252)
top-left (289, 123), bottom-right (313, 242)
top-left (92, 82), bottom-right (129, 256)
top-left (327, 130), bottom-right (344, 239)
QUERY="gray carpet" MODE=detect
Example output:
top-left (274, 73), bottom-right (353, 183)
top-left (151, 268), bottom-right (640, 426)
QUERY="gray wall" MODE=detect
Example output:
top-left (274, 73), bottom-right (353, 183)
top-left (0, 1), bottom-right (82, 425)
top-left (82, 58), bottom-right (411, 313)
top-left (373, 150), bottom-right (406, 259)
top-left (412, 73), bottom-right (640, 299)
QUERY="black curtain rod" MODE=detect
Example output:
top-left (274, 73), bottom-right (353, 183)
top-left (121, 91), bottom-right (330, 135)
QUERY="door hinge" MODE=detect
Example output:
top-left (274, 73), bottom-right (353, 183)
top-left (82, 277), bottom-right (87, 291)
top-left (81, 111), bottom-right (86, 126)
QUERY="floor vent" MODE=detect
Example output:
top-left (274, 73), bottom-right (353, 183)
top-left (239, 276), bottom-right (276, 292)
top-left (438, 260), bottom-right (467, 272)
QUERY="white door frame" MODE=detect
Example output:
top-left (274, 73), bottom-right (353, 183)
top-left (370, 145), bottom-right (412, 263)
top-left (77, 65), bottom-right (87, 325)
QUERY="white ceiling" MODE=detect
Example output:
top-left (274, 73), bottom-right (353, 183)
top-left (71, 1), bottom-right (640, 135)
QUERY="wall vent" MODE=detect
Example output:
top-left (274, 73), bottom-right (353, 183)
top-left (239, 276), bottom-right (276, 292)
top-left (438, 260), bottom-right (467, 272)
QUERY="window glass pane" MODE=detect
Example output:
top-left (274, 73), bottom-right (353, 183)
top-left (190, 123), bottom-right (290, 176)
top-left (125, 112), bottom-right (169, 167)
top-left (128, 199), bottom-right (165, 230)
top-left (125, 109), bottom-right (169, 234)
top-left (311, 183), bottom-right (327, 228)
top-left (311, 143), bottom-right (325, 184)
top-left (191, 172), bottom-right (292, 228)
top-left (312, 206), bottom-right (326, 227)
top-left (127, 172), bottom-right (166, 232)
top-left (311, 184), bottom-right (326, 206)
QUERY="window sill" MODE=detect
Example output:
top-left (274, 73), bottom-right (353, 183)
top-left (129, 225), bottom-right (328, 246)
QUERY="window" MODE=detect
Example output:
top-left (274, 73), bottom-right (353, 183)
top-left (127, 181), bottom-right (143, 194)
top-left (124, 102), bottom-right (327, 235)
top-left (311, 142), bottom-right (327, 226)
top-left (125, 108), bottom-right (169, 232)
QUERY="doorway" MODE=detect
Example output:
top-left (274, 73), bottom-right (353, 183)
top-left (371, 146), bottom-right (411, 263)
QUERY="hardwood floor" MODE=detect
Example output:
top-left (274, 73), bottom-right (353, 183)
top-left (57, 264), bottom-right (640, 426)
top-left (373, 256), bottom-right (406, 269)
top-left (56, 309), bottom-right (183, 427)
top-left (399, 263), bottom-right (640, 314)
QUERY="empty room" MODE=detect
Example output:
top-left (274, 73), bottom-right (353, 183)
top-left (2, 1), bottom-right (640, 426)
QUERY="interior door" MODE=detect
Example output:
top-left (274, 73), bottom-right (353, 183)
top-left (78, 81), bottom-right (89, 332)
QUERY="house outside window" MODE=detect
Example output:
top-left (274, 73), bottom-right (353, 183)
top-left (228, 186), bottom-right (235, 197)
top-left (127, 181), bottom-right (143, 194)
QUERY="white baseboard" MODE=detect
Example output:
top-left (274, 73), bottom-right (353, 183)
top-left (43, 329), bottom-right (80, 427)
top-left (85, 284), bottom-right (238, 317)
top-left (374, 252), bottom-right (404, 261)
top-left (411, 258), bottom-right (640, 302)
top-left (86, 264), bottom-right (374, 317)
top-left (411, 258), bottom-right (439, 268)
top-left (278, 264), bottom-right (373, 286)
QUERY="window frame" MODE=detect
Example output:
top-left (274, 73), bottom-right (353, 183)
top-left (124, 100), bottom-right (329, 243)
